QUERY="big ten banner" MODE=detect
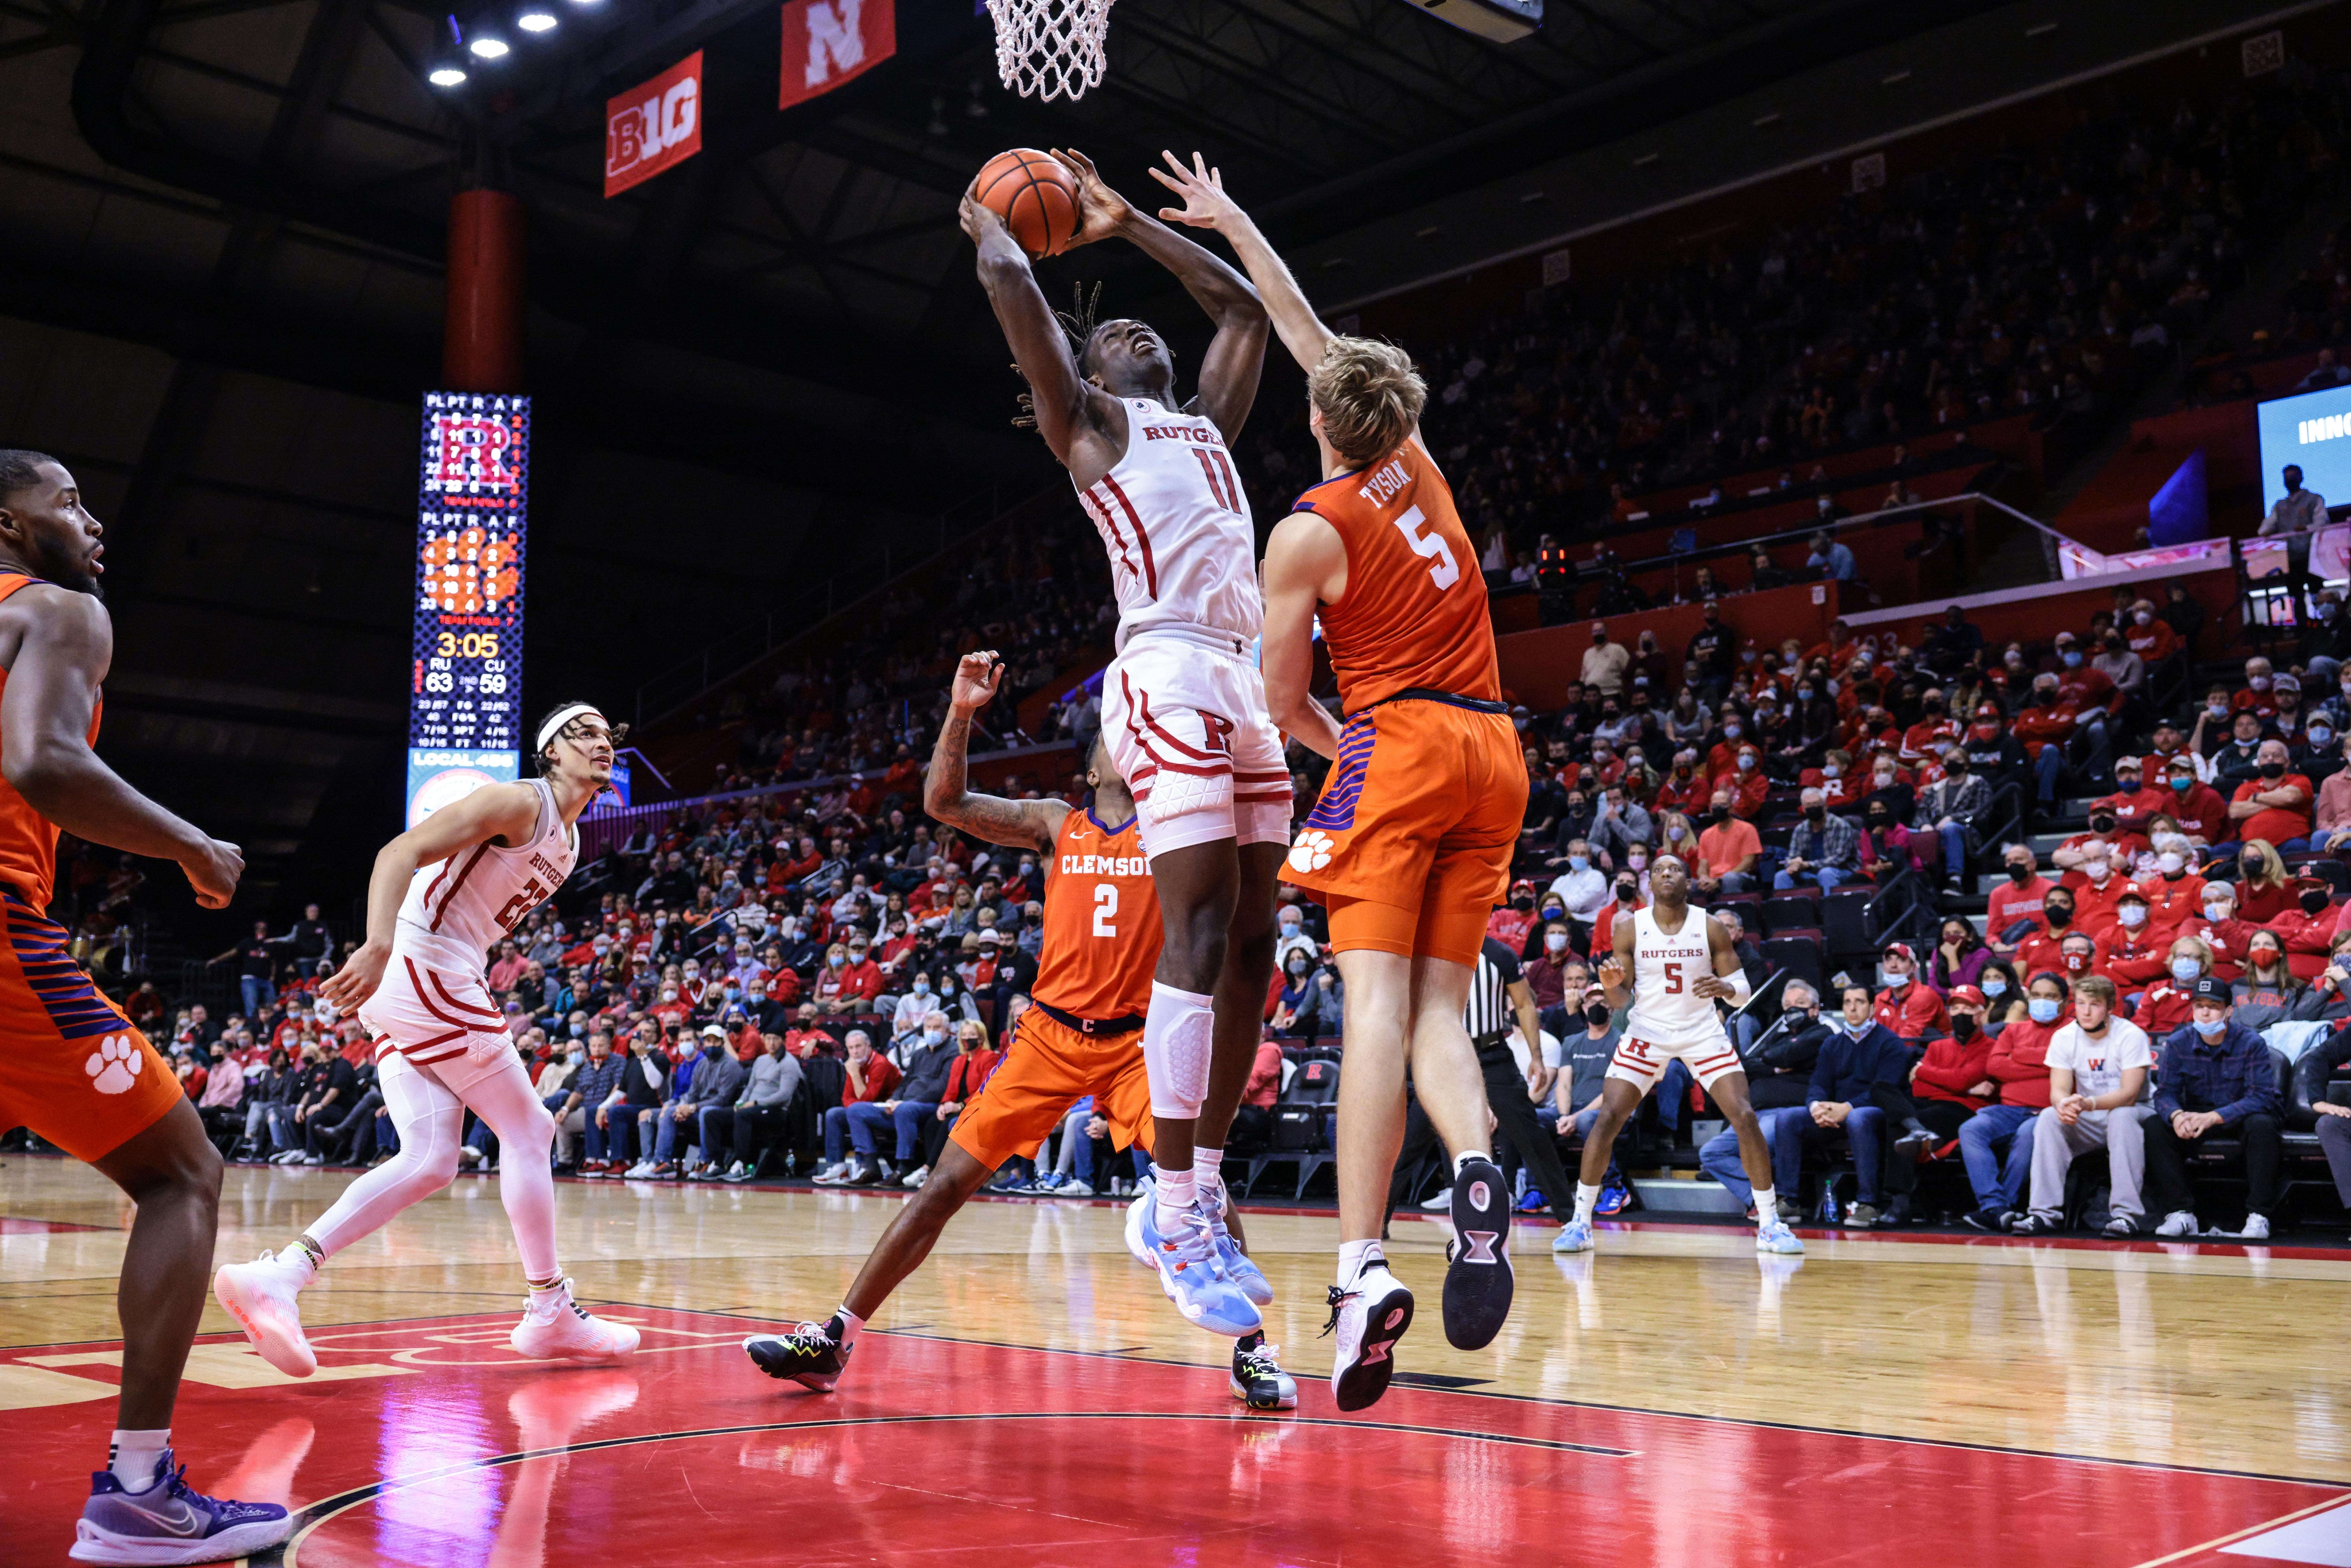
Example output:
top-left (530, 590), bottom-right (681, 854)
top-left (606, 51), bottom-right (703, 197)
top-left (780, 0), bottom-right (894, 109)
top-left (408, 393), bottom-right (528, 828)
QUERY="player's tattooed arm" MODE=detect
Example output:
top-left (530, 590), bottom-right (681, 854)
top-left (1692, 916), bottom-right (1741, 1000)
top-left (924, 651), bottom-right (1070, 858)
top-left (960, 191), bottom-right (1122, 486)
top-left (1052, 148), bottom-right (1267, 446)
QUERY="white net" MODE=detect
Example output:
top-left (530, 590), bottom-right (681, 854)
top-left (988, 0), bottom-right (1114, 103)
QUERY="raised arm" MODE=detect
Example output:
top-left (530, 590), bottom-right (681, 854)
top-left (1150, 151), bottom-right (1332, 378)
top-left (0, 585), bottom-right (243, 906)
top-left (1260, 512), bottom-right (1346, 760)
top-left (1055, 149), bottom-right (1266, 444)
top-left (923, 651), bottom-right (1071, 858)
top-left (959, 191), bottom-right (1123, 482)
top-left (319, 779), bottom-right (541, 1013)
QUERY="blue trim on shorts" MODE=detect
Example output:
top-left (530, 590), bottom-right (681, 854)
top-left (1302, 713), bottom-right (1378, 835)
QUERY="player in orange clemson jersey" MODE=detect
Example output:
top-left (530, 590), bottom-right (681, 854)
top-left (742, 651), bottom-right (1296, 1411)
top-left (1151, 156), bottom-right (1526, 1410)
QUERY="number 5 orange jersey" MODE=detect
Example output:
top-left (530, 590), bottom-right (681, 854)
top-left (1289, 437), bottom-right (1500, 714)
top-left (1282, 437), bottom-right (1525, 969)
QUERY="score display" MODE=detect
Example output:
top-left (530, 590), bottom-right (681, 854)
top-left (406, 393), bottom-right (530, 828)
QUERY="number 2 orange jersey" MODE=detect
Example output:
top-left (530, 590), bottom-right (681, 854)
top-left (1033, 806), bottom-right (1162, 1021)
top-left (1290, 437), bottom-right (1500, 713)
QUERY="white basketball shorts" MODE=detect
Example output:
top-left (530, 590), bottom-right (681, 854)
top-left (1101, 630), bottom-right (1292, 861)
top-left (356, 953), bottom-right (517, 1092)
top-left (1604, 1029), bottom-right (1744, 1095)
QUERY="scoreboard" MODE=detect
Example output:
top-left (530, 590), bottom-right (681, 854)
top-left (405, 393), bottom-right (529, 828)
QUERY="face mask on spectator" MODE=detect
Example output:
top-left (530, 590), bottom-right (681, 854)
top-left (2314, 727), bottom-right (2337, 747)
top-left (1615, 881), bottom-right (1639, 903)
top-left (1981, 975), bottom-right (2007, 998)
top-left (1950, 1014), bottom-right (1977, 1041)
top-left (1737, 754), bottom-right (1755, 771)
top-left (1628, 853), bottom-right (1648, 870)
top-left (568, 1047), bottom-right (585, 1064)
top-left (922, 1027), bottom-right (946, 1045)
top-left (2206, 702), bottom-right (2228, 721)
top-left (1287, 958), bottom-right (1312, 977)
top-left (2252, 675), bottom-right (2273, 691)
top-left (2156, 851), bottom-right (2185, 876)
top-left (2116, 905), bottom-right (2146, 928)
top-left (2135, 610), bottom-right (2152, 625)
top-left (2194, 1016), bottom-right (2228, 1039)
top-left (1723, 723), bottom-right (1741, 739)
top-left (1822, 762), bottom-right (1841, 779)
top-left (828, 953), bottom-right (846, 968)
top-left (1278, 912), bottom-right (1302, 933)
top-left (1584, 1000), bottom-right (1612, 1027)
top-left (911, 976), bottom-right (930, 994)
top-left (2170, 774), bottom-right (2194, 794)
top-left (2305, 888), bottom-right (2333, 916)
top-left (2260, 760), bottom-right (2287, 779)
top-left (1568, 854), bottom-right (1589, 871)
top-left (2027, 996), bottom-right (2062, 1024)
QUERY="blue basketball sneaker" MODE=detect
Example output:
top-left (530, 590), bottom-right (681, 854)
top-left (1756, 1218), bottom-right (1805, 1255)
top-left (1551, 1217), bottom-right (1594, 1253)
top-left (1201, 1186), bottom-right (1274, 1307)
top-left (71, 1449), bottom-right (292, 1565)
top-left (1133, 1190), bottom-right (1262, 1337)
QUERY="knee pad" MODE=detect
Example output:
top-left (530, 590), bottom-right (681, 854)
top-left (1143, 981), bottom-right (1215, 1119)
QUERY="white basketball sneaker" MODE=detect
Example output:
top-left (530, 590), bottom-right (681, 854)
top-left (510, 1279), bottom-right (641, 1361)
top-left (212, 1251), bottom-right (317, 1378)
top-left (1323, 1260), bottom-right (1414, 1412)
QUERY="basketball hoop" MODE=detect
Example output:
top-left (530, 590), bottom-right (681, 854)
top-left (987, 0), bottom-right (1113, 103)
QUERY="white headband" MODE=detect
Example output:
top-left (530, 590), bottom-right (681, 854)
top-left (537, 703), bottom-right (604, 754)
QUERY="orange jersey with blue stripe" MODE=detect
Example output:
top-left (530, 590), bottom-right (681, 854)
top-left (1033, 806), bottom-right (1161, 1020)
top-left (1292, 438), bottom-right (1500, 712)
top-left (0, 573), bottom-right (98, 909)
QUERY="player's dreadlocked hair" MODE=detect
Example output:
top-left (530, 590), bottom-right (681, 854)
top-left (1013, 282), bottom-right (1105, 429)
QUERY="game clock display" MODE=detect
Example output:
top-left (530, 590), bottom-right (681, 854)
top-left (405, 392), bottom-right (529, 828)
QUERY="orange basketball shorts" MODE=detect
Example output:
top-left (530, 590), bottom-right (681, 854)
top-left (950, 1007), bottom-right (1154, 1171)
top-left (1279, 698), bottom-right (1528, 966)
top-left (0, 892), bottom-right (181, 1162)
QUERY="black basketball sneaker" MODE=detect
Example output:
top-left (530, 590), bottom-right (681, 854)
top-left (1442, 1155), bottom-right (1514, 1349)
top-left (743, 1316), bottom-right (852, 1392)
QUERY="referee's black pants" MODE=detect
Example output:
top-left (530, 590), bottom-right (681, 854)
top-left (1380, 1037), bottom-right (1579, 1231)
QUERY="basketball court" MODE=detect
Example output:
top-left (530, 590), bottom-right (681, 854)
top-left (3, 1158), bottom-right (2346, 1567)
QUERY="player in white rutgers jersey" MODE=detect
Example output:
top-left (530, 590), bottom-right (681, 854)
top-left (964, 149), bottom-right (1287, 1334)
top-left (1561, 852), bottom-right (1803, 1256)
top-left (212, 703), bottom-right (641, 1375)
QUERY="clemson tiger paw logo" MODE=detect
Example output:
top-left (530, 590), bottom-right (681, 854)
top-left (1287, 830), bottom-right (1335, 874)
top-left (85, 1034), bottom-right (143, 1096)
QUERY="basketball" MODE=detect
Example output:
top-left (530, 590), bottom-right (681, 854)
top-left (972, 148), bottom-right (1080, 258)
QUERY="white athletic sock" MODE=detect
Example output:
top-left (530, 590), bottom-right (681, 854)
top-left (1337, 1240), bottom-right (1384, 1286)
top-left (109, 1428), bottom-right (169, 1487)
top-left (833, 1305), bottom-right (866, 1351)
top-left (1753, 1187), bottom-right (1778, 1225)
top-left (1193, 1147), bottom-right (1225, 1206)
top-left (281, 1237), bottom-right (321, 1286)
top-left (1155, 1167), bottom-right (1199, 1228)
top-left (1454, 1149), bottom-right (1494, 1175)
top-left (1573, 1182), bottom-right (1601, 1225)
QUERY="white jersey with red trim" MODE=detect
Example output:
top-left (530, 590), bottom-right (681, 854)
top-left (1074, 398), bottom-right (1261, 654)
top-left (1624, 904), bottom-right (1725, 1050)
top-left (392, 778), bottom-right (576, 978)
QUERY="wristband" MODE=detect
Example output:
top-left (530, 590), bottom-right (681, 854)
top-left (1723, 969), bottom-right (1752, 1006)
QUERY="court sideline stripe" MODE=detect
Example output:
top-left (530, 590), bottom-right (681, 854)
top-left (2128, 1492), bottom-right (2351, 1567)
top-left (271, 1411), bottom-right (1635, 1566)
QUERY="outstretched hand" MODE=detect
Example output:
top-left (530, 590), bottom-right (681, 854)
top-left (951, 650), bottom-right (1005, 715)
top-left (1050, 148), bottom-right (1132, 249)
top-left (1149, 150), bottom-right (1241, 231)
top-left (959, 189), bottom-right (1007, 247)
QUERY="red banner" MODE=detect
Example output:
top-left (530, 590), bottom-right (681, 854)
top-left (605, 51), bottom-right (703, 198)
top-left (779, 0), bottom-right (894, 110)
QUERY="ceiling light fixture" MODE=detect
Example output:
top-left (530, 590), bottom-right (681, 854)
top-left (517, 10), bottom-right (556, 30)
top-left (468, 34), bottom-right (510, 57)
top-left (428, 65), bottom-right (468, 86)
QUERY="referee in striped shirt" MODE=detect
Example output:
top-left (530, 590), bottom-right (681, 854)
top-left (1384, 936), bottom-right (1580, 1228)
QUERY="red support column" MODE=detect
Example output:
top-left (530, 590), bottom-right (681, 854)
top-left (444, 188), bottom-right (526, 392)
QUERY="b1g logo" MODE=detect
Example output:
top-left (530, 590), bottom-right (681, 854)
top-left (605, 52), bottom-right (703, 197)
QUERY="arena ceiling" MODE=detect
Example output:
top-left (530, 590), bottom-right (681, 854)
top-left (0, 0), bottom-right (2016, 913)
